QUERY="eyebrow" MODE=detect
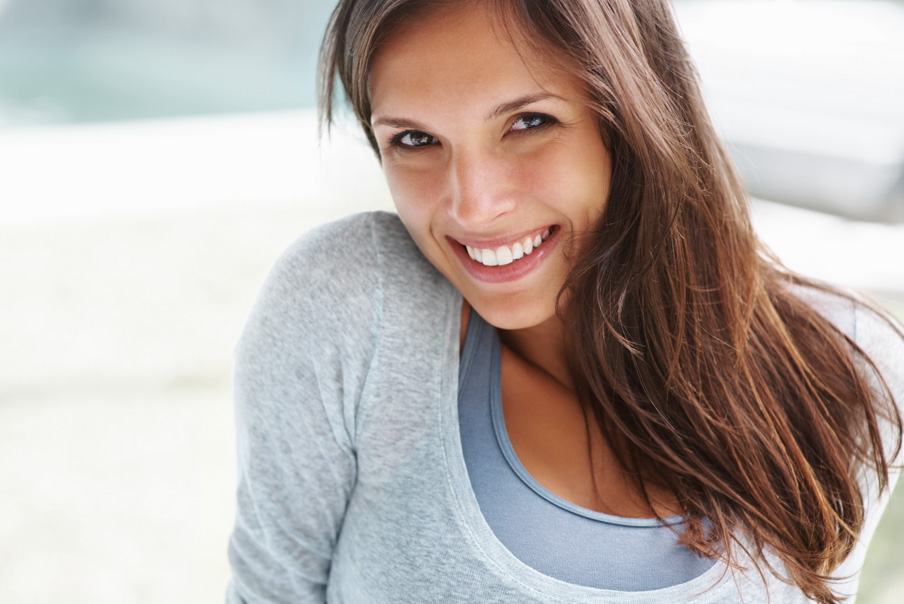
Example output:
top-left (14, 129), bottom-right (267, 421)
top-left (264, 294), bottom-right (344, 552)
top-left (486, 92), bottom-right (559, 120)
top-left (371, 116), bottom-right (431, 131)
top-left (371, 92), bottom-right (561, 130)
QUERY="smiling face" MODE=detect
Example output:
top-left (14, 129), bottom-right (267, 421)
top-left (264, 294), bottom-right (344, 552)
top-left (369, 3), bottom-right (612, 331)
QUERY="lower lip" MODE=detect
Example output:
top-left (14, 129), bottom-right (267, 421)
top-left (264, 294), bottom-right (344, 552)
top-left (450, 227), bottom-right (560, 284)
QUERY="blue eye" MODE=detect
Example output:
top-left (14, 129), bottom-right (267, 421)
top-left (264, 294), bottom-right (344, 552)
top-left (511, 113), bottom-right (556, 131)
top-left (394, 131), bottom-right (438, 148)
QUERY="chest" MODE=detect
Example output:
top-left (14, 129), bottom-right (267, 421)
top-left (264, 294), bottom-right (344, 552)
top-left (499, 340), bottom-right (678, 517)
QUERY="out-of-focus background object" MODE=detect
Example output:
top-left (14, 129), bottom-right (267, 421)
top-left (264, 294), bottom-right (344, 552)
top-left (676, 0), bottom-right (904, 222)
top-left (0, 0), bottom-right (325, 125)
top-left (0, 1), bottom-right (902, 603)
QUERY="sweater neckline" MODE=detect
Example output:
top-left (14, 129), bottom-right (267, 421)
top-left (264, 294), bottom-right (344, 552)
top-left (439, 293), bottom-right (732, 602)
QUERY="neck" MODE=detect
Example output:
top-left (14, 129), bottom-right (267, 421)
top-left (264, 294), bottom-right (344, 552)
top-left (498, 314), bottom-right (574, 392)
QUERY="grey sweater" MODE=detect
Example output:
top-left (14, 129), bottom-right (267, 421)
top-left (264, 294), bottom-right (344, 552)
top-left (226, 211), bottom-right (904, 603)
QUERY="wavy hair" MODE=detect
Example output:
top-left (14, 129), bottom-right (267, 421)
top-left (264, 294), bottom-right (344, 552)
top-left (318, 1), bottom-right (902, 601)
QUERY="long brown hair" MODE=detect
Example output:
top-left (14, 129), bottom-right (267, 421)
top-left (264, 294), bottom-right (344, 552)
top-left (319, 1), bottom-right (902, 601)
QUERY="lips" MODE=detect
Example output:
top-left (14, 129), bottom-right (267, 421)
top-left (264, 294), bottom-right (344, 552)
top-left (464, 228), bottom-right (551, 267)
top-left (450, 226), bottom-right (559, 284)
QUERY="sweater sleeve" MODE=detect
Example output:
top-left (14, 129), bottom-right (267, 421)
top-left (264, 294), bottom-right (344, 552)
top-left (855, 302), bottom-right (904, 468)
top-left (226, 215), bottom-right (382, 603)
top-left (829, 298), bottom-right (904, 599)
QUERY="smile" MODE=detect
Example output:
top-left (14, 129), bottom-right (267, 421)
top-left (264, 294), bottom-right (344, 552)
top-left (464, 228), bottom-right (552, 267)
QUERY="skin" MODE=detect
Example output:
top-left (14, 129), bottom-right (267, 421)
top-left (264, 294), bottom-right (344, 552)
top-left (370, 3), bottom-right (673, 517)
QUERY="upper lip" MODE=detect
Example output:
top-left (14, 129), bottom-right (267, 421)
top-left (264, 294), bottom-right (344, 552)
top-left (449, 225), bottom-right (554, 249)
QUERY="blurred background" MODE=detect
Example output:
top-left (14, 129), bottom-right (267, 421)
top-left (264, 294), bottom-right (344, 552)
top-left (0, 0), bottom-right (903, 602)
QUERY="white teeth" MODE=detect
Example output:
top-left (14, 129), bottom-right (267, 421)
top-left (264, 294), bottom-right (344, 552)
top-left (464, 228), bottom-right (552, 267)
top-left (511, 242), bottom-right (523, 260)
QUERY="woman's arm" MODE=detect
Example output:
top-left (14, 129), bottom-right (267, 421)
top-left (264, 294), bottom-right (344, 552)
top-left (826, 294), bottom-right (904, 599)
top-left (226, 215), bottom-right (382, 603)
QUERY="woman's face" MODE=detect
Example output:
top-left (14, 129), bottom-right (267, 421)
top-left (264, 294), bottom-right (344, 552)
top-left (369, 3), bottom-right (612, 331)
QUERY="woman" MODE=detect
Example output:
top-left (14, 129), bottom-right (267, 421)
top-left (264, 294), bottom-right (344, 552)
top-left (226, 1), bottom-right (904, 602)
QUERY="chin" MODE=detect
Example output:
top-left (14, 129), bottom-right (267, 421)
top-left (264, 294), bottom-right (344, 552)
top-left (468, 299), bottom-right (557, 332)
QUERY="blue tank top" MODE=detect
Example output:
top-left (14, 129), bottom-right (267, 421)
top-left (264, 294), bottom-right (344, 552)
top-left (457, 310), bottom-right (715, 590)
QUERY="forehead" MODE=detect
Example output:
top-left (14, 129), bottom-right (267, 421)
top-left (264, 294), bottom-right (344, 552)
top-left (368, 3), bottom-right (581, 122)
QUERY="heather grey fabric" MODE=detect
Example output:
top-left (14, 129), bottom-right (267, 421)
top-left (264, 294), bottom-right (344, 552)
top-left (226, 211), bottom-right (903, 604)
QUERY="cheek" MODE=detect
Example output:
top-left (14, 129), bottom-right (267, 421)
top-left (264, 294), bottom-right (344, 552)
top-left (518, 140), bottom-right (606, 211)
top-left (509, 144), bottom-right (568, 200)
top-left (386, 167), bottom-right (424, 210)
top-left (384, 166), bottom-right (442, 242)
top-left (568, 137), bottom-right (612, 215)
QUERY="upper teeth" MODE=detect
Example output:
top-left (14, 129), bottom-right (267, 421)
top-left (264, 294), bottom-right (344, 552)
top-left (465, 229), bottom-right (550, 267)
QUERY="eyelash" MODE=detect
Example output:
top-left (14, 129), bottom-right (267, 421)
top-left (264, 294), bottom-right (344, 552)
top-left (511, 113), bottom-right (557, 132)
top-left (391, 131), bottom-right (438, 149)
top-left (388, 112), bottom-right (558, 150)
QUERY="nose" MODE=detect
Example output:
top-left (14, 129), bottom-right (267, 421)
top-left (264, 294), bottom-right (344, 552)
top-left (446, 147), bottom-right (516, 229)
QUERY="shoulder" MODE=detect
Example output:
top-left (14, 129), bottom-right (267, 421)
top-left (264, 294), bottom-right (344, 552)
top-left (235, 211), bottom-right (456, 387)
top-left (233, 211), bottom-right (453, 445)
top-left (257, 211), bottom-right (433, 307)
top-left (241, 211), bottom-right (440, 337)
top-left (791, 282), bottom-right (904, 453)
top-left (789, 283), bottom-right (904, 364)
top-left (784, 283), bottom-right (904, 432)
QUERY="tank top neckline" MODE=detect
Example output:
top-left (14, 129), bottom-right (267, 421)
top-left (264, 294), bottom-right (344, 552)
top-left (462, 308), bottom-right (686, 527)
